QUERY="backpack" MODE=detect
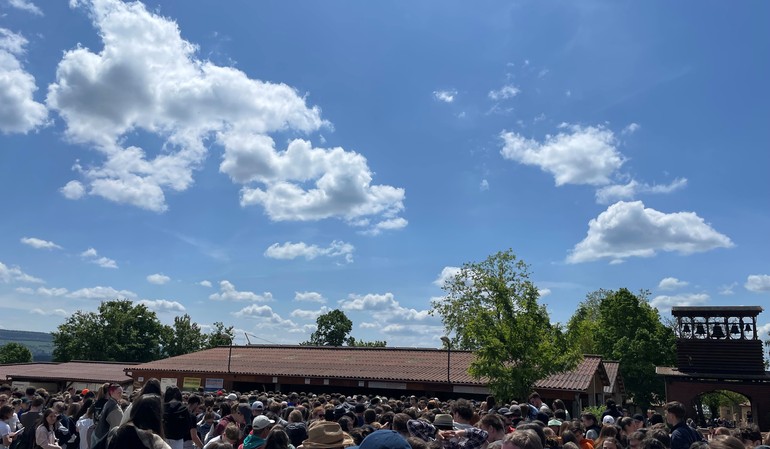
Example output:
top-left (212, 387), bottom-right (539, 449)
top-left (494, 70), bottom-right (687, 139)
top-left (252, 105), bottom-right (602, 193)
top-left (9, 424), bottom-right (37, 449)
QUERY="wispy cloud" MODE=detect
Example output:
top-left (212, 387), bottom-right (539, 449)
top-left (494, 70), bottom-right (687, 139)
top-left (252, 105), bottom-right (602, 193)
top-left (21, 237), bottom-right (62, 250)
top-left (433, 89), bottom-right (457, 103)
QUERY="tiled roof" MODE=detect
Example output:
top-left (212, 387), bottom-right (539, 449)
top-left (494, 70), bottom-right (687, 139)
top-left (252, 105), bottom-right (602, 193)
top-left (603, 361), bottom-right (624, 394)
top-left (3, 361), bottom-right (134, 384)
top-left (534, 355), bottom-right (609, 392)
top-left (128, 346), bottom-right (483, 385)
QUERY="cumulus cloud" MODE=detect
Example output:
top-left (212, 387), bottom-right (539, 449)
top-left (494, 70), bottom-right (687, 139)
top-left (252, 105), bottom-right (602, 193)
top-left (501, 124), bottom-right (624, 186)
top-left (433, 89), bottom-right (457, 103)
top-left (264, 240), bottom-right (354, 263)
top-left (622, 123), bottom-right (640, 135)
top-left (20, 237), bottom-right (62, 250)
top-left (360, 322), bottom-right (378, 329)
top-left (0, 28), bottom-right (48, 134)
top-left (8, 0), bottom-right (43, 15)
top-left (658, 277), bottom-right (689, 291)
top-left (650, 293), bottom-right (710, 313)
top-left (745, 274), bottom-right (770, 293)
top-left (290, 306), bottom-right (329, 320)
top-left (60, 180), bottom-right (85, 200)
top-left (0, 261), bottom-right (44, 284)
top-left (138, 299), bottom-right (185, 312)
top-left (568, 201), bottom-right (733, 264)
top-left (18, 286), bottom-right (68, 296)
top-left (488, 85), bottom-right (520, 101)
top-left (360, 217), bottom-right (408, 236)
top-left (67, 286), bottom-right (137, 300)
top-left (538, 288), bottom-right (552, 297)
top-left (339, 292), bottom-right (435, 323)
top-left (433, 266), bottom-right (461, 287)
top-left (198, 280), bottom-right (212, 288)
top-left (295, 291), bottom-right (326, 303)
top-left (46, 0), bottom-right (403, 228)
top-left (146, 273), bottom-right (171, 285)
top-left (595, 178), bottom-right (688, 204)
top-left (209, 280), bottom-right (272, 302)
top-left (80, 247), bottom-right (118, 268)
top-left (30, 308), bottom-right (69, 317)
top-left (233, 139), bottom-right (405, 232)
top-left (234, 304), bottom-right (297, 328)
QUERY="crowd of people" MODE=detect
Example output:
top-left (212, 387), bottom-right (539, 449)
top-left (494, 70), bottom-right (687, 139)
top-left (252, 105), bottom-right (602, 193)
top-left (0, 383), bottom-right (768, 449)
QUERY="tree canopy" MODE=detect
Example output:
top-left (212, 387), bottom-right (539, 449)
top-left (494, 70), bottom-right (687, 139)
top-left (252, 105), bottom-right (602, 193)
top-left (0, 342), bottom-right (33, 363)
top-left (566, 288), bottom-right (676, 409)
top-left (431, 249), bottom-right (580, 401)
top-left (52, 300), bottom-right (236, 362)
top-left (302, 309), bottom-right (386, 347)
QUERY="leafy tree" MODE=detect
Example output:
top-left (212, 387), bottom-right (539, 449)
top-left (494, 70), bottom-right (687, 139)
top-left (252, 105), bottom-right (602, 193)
top-left (566, 288), bottom-right (676, 409)
top-left (304, 309), bottom-right (353, 346)
top-left (0, 342), bottom-right (33, 363)
top-left (52, 299), bottom-right (167, 362)
top-left (345, 337), bottom-right (387, 347)
top-left (162, 314), bottom-right (208, 357)
top-left (206, 321), bottom-right (235, 347)
top-left (431, 249), bottom-right (581, 401)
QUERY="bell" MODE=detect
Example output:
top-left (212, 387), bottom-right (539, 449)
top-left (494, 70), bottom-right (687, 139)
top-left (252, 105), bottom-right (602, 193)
top-left (712, 325), bottom-right (725, 339)
top-left (745, 323), bottom-right (752, 332)
top-left (695, 324), bottom-right (706, 335)
top-left (730, 324), bottom-right (740, 335)
top-left (682, 324), bottom-right (691, 333)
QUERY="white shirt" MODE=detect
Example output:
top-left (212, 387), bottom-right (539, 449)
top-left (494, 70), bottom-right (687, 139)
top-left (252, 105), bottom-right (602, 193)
top-left (0, 420), bottom-right (11, 449)
top-left (76, 417), bottom-right (93, 449)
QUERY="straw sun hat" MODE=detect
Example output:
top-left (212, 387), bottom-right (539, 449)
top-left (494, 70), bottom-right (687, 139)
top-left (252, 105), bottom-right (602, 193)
top-left (299, 421), bottom-right (355, 449)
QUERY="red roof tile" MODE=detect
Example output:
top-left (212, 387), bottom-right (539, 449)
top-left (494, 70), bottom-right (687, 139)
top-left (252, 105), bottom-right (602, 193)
top-left (3, 361), bottom-right (134, 384)
top-left (128, 346), bottom-right (483, 385)
top-left (535, 356), bottom-right (609, 392)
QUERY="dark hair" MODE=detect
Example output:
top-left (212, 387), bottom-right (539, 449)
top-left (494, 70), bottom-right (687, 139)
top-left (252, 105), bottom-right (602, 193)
top-left (640, 438), bottom-right (667, 449)
top-left (480, 414), bottom-right (505, 432)
top-left (664, 402), bottom-right (686, 421)
top-left (188, 395), bottom-right (202, 406)
top-left (505, 429), bottom-right (544, 449)
top-left (0, 404), bottom-right (13, 420)
top-left (264, 428), bottom-right (291, 449)
top-left (647, 428), bottom-right (672, 448)
top-left (562, 430), bottom-right (577, 445)
top-left (37, 408), bottom-right (58, 431)
top-left (581, 412), bottom-right (597, 425)
top-left (164, 385), bottom-right (182, 403)
top-left (130, 394), bottom-right (164, 438)
top-left (139, 379), bottom-right (162, 397)
top-left (452, 399), bottom-right (473, 421)
top-left (517, 422), bottom-right (547, 449)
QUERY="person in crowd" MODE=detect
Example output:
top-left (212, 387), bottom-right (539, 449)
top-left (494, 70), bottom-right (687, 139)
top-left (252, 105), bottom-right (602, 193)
top-left (567, 422), bottom-right (593, 449)
top-left (284, 411), bottom-right (308, 448)
top-left (213, 405), bottom-right (249, 443)
top-left (241, 415), bottom-right (274, 449)
top-left (594, 424), bottom-right (618, 449)
top-left (502, 429), bottom-right (542, 449)
top-left (76, 404), bottom-right (94, 449)
top-left (106, 394), bottom-right (170, 449)
top-left (665, 402), bottom-right (701, 449)
top-left (452, 400), bottom-right (474, 431)
top-left (92, 384), bottom-right (123, 448)
top-left (121, 379), bottom-right (161, 426)
top-left (479, 414), bottom-right (506, 448)
top-left (1, 404), bottom-right (23, 449)
top-left (205, 424), bottom-right (240, 449)
top-left (408, 413), bottom-right (488, 449)
top-left (21, 396), bottom-right (45, 431)
top-left (525, 395), bottom-right (542, 422)
top-left (580, 414), bottom-right (601, 441)
top-left (36, 408), bottom-right (63, 449)
top-left (708, 436), bottom-right (745, 449)
top-left (297, 421), bottom-right (353, 449)
top-left (263, 427), bottom-right (293, 449)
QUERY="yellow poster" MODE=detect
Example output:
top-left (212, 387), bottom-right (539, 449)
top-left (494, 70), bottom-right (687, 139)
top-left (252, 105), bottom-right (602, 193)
top-left (182, 377), bottom-right (201, 389)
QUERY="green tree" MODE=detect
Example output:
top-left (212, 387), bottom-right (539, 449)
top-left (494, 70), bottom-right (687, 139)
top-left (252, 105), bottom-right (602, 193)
top-left (206, 321), bottom-right (235, 347)
top-left (566, 288), bottom-right (676, 409)
top-left (0, 342), bottom-right (33, 363)
top-left (304, 309), bottom-right (353, 346)
top-left (431, 249), bottom-right (581, 401)
top-left (162, 314), bottom-right (208, 357)
top-left (52, 299), bottom-right (167, 362)
top-left (345, 337), bottom-right (387, 347)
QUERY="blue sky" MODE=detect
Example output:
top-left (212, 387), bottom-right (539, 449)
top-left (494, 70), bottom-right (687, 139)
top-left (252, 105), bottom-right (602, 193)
top-left (1, 0), bottom-right (769, 348)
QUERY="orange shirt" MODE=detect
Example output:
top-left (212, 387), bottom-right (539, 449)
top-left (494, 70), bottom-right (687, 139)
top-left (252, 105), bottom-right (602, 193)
top-left (580, 439), bottom-right (595, 449)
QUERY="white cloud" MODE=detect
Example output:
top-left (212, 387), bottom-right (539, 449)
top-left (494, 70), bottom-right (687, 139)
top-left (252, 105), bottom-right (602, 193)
top-left (146, 273), bottom-right (170, 285)
top-left (488, 85), bottom-right (520, 100)
top-left (622, 123), bottom-right (640, 135)
top-left (80, 247), bottom-right (118, 268)
top-left (658, 277), bottom-right (688, 291)
top-left (480, 179), bottom-right (489, 191)
top-left (339, 293), bottom-right (398, 311)
top-left (8, 0), bottom-right (43, 15)
top-left (233, 304), bottom-right (273, 318)
top-left (138, 299), bottom-right (185, 312)
top-left (198, 280), bottom-right (212, 288)
top-left (757, 323), bottom-right (770, 341)
top-left (538, 69), bottom-right (549, 78)
top-left (48, 0), bottom-right (402, 221)
top-left (20, 237), bottom-right (62, 250)
top-left (360, 322), bottom-right (378, 329)
top-left (433, 266), bottom-right (461, 287)
top-left (538, 288), bottom-right (552, 297)
top-left (36, 287), bottom-right (69, 296)
top-left (501, 124), bottom-right (624, 186)
top-left (650, 293), bottom-right (710, 313)
top-left (718, 282), bottom-right (737, 296)
top-left (0, 261), bottom-right (44, 284)
top-left (60, 180), bottom-right (85, 200)
top-left (360, 217), bottom-right (409, 236)
top-left (264, 240), bottom-right (354, 263)
top-left (0, 28), bottom-right (48, 134)
top-left (234, 304), bottom-right (297, 328)
top-left (234, 139), bottom-right (405, 232)
top-left (209, 280), bottom-right (272, 302)
top-left (381, 323), bottom-right (445, 337)
top-left (30, 308), bottom-right (68, 317)
top-left (745, 274), bottom-right (770, 293)
top-left (568, 201), bottom-right (734, 264)
top-left (66, 286), bottom-right (137, 300)
top-left (595, 178), bottom-right (688, 204)
top-left (433, 89), bottom-right (457, 103)
top-left (294, 291), bottom-right (326, 303)
top-left (290, 306), bottom-right (329, 320)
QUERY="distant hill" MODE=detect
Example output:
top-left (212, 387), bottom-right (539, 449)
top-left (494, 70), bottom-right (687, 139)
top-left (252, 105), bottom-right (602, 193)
top-left (0, 330), bottom-right (54, 362)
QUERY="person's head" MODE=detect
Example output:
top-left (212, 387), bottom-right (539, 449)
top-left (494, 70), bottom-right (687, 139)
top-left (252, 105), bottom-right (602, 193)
top-left (664, 401), bottom-right (686, 425)
top-left (709, 436), bottom-right (746, 449)
top-left (40, 407), bottom-right (59, 430)
top-left (602, 438), bottom-right (620, 449)
top-left (301, 421), bottom-right (354, 449)
top-left (264, 428), bottom-right (291, 449)
top-left (252, 415), bottom-right (276, 437)
top-left (289, 409), bottom-right (304, 423)
top-left (452, 399), bottom-right (473, 422)
top-left (164, 385), bottom-right (182, 403)
top-left (581, 413), bottom-right (597, 429)
top-left (138, 378), bottom-right (161, 397)
top-left (108, 383), bottom-right (123, 401)
top-left (503, 429), bottom-right (544, 449)
top-left (528, 393), bottom-right (543, 408)
top-left (223, 423), bottom-right (241, 446)
top-left (0, 404), bottom-right (13, 420)
top-left (130, 394), bottom-right (164, 438)
top-left (639, 438), bottom-right (666, 449)
top-left (628, 430), bottom-right (647, 449)
top-left (480, 414), bottom-right (506, 441)
top-left (598, 425), bottom-right (618, 440)
top-left (740, 427), bottom-right (762, 448)
top-left (30, 396), bottom-right (45, 410)
top-left (433, 414), bottom-right (454, 431)
top-left (568, 422), bottom-right (585, 442)
top-left (647, 428), bottom-right (671, 448)
top-left (234, 404), bottom-right (250, 424)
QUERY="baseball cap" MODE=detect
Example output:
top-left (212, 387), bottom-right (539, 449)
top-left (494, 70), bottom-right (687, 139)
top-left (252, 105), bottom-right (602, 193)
top-left (251, 400), bottom-right (264, 410)
top-left (602, 415), bottom-right (615, 425)
top-left (226, 393), bottom-right (237, 401)
top-left (252, 415), bottom-right (275, 431)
